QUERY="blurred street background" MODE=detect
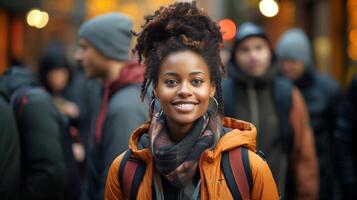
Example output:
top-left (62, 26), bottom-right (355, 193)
top-left (0, 0), bottom-right (355, 86)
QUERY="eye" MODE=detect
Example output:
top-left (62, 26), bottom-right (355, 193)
top-left (191, 79), bottom-right (204, 86)
top-left (164, 79), bottom-right (178, 87)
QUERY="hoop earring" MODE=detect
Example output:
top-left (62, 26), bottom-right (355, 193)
top-left (210, 96), bottom-right (219, 114)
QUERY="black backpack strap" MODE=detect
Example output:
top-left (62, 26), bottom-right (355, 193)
top-left (222, 147), bottom-right (252, 200)
top-left (118, 149), bottom-right (146, 200)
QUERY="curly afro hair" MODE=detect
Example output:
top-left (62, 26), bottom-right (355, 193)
top-left (133, 1), bottom-right (225, 113)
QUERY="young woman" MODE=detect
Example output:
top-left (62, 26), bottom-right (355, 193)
top-left (105, 1), bottom-right (278, 199)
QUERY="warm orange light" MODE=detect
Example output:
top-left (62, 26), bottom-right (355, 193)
top-left (348, 44), bottom-right (357, 60)
top-left (219, 19), bottom-right (237, 41)
top-left (350, 29), bottom-right (357, 45)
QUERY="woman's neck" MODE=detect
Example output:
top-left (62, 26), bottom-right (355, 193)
top-left (165, 118), bottom-right (194, 143)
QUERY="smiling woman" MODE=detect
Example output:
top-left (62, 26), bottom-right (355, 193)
top-left (105, 1), bottom-right (279, 200)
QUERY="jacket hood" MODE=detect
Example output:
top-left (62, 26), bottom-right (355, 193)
top-left (127, 117), bottom-right (257, 161)
top-left (2, 66), bottom-right (38, 95)
top-left (275, 28), bottom-right (313, 68)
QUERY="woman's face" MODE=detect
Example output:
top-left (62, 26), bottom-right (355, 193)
top-left (47, 68), bottom-right (69, 93)
top-left (154, 50), bottom-right (216, 127)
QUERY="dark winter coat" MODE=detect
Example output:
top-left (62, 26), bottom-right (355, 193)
top-left (0, 78), bottom-right (21, 200)
top-left (334, 74), bottom-right (357, 200)
top-left (2, 67), bottom-right (66, 200)
top-left (222, 63), bottom-right (318, 199)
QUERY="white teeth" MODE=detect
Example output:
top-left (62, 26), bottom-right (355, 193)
top-left (176, 103), bottom-right (194, 108)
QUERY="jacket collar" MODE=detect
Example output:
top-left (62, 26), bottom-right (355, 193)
top-left (128, 117), bottom-right (257, 162)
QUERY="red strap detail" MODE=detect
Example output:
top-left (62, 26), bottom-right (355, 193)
top-left (95, 86), bottom-right (110, 143)
top-left (122, 159), bottom-right (138, 200)
top-left (229, 148), bottom-right (251, 200)
top-left (17, 96), bottom-right (28, 116)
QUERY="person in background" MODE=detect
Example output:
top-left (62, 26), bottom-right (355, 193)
top-left (276, 28), bottom-right (341, 200)
top-left (105, 2), bottom-right (278, 199)
top-left (0, 78), bottom-right (21, 200)
top-left (39, 47), bottom-right (86, 163)
top-left (334, 74), bottom-right (357, 200)
top-left (223, 22), bottom-right (318, 199)
top-left (2, 66), bottom-right (66, 199)
top-left (74, 13), bottom-right (148, 200)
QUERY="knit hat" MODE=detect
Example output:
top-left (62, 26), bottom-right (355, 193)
top-left (235, 22), bottom-right (268, 44)
top-left (275, 28), bottom-right (313, 67)
top-left (78, 12), bottom-right (133, 61)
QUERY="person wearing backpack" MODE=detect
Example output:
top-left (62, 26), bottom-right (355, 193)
top-left (1, 66), bottom-right (66, 199)
top-left (0, 78), bottom-right (21, 200)
top-left (222, 22), bottom-right (318, 199)
top-left (105, 2), bottom-right (278, 199)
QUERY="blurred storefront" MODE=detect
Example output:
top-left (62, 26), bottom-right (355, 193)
top-left (224, 0), bottom-right (353, 85)
top-left (0, 0), bottom-right (354, 85)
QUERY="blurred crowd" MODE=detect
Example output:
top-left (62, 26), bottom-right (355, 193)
top-left (0, 10), bottom-right (357, 200)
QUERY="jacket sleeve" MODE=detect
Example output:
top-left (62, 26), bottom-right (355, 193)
top-left (0, 99), bottom-right (21, 199)
top-left (249, 151), bottom-right (279, 200)
top-left (334, 77), bottom-right (357, 199)
top-left (105, 153), bottom-right (125, 200)
top-left (20, 97), bottom-right (66, 199)
top-left (99, 101), bottom-right (147, 199)
top-left (289, 87), bottom-right (319, 200)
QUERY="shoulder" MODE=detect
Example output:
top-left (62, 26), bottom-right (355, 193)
top-left (247, 150), bottom-right (270, 175)
top-left (314, 73), bottom-right (340, 96)
top-left (109, 85), bottom-right (147, 111)
top-left (106, 151), bottom-right (127, 199)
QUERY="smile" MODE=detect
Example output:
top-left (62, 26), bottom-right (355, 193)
top-left (172, 102), bottom-right (198, 113)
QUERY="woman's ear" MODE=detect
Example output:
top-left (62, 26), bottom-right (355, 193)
top-left (210, 82), bottom-right (216, 97)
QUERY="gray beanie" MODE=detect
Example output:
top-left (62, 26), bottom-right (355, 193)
top-left (78, 12), bottom-right (133, 61)
top-left (276, 28), bottom-right (312, 67)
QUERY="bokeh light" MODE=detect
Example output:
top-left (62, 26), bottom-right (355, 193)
top-left (219, 18), bottom-right (237, 41)
top-left (26, 9), bottom-right (49, 29)
top-left (259, 0), bottom-right (279, 18)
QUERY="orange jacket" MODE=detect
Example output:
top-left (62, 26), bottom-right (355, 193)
top-left (289, 88), bottom-right (319, 200)
top-left (105, 117), bottom-right (279, 200)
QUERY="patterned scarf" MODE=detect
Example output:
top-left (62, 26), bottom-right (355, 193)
top-left (140, 106), bottom-right (222, 198)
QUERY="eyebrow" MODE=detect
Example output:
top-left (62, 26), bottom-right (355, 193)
top-left (163, 71), bottom-right (206, 77)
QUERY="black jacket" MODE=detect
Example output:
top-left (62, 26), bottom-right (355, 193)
top-left (294, 67), bottom-right (341, 200)
top-left (0, 78), bottom-right (21, 200)
top-left (334, 74), bottom-right (357, 200)
top-left (2, 67), bottom-right (66, 200)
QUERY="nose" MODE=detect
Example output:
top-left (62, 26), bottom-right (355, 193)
top-left (74, 47), bottom-right (83, 61)
top-left (177, 81), bottom-right (192, 98)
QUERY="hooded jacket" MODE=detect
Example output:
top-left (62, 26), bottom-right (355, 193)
top-left (105, 117), bottom-right (279, 199)
top-left (82, 61), bottom-right (149, 200)
top-left (0, 78), bottom-right (21, 200)
top-left (276, 28), bottom-right (341, 200)
top-left (223, 23), bottom-right (318, 200)
top-left (2, 66), bottom-right (66, 199)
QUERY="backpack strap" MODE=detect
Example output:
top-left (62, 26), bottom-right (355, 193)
top-left (222, 147), bottom-right (252, 200)
top-left (118, 149), bottom-right (146, 200)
